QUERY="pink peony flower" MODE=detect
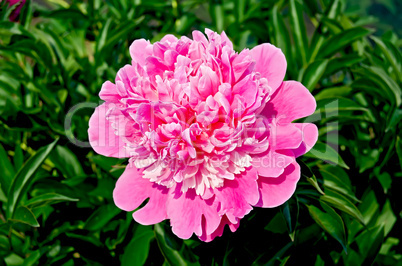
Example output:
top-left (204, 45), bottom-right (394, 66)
top-left (88, 29), bottom-right (318, 241)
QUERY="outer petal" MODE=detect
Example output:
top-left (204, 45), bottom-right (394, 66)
top-left (88, 103), bottom-right (129, 158)
top-left (113, 165), bottom-right (168, 224)
top-left (166, 187), bottom-right (221, 239)
top-left (255, 161), bottom-right (300, 208)
top-left (198, 215), bottom-right (240, 242)
top-left (129, 39), bottom-right (153, 66)
top-left (262, 81), bottom-right (316, 123)
top-left (269, 123), bottom-right (303, 150)
top-left (250, 43), bottom-right (287, 93)
top-left (292, 123), bottom-right (318, 157)
top-left (215, 167), bottom-right (259, 218)
top-left (251, 150), bottom-right (294, 178)
top-left (99, 81), bottom-right (120, 103)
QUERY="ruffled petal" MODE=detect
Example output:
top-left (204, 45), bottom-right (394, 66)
top-left (166, 187), bottom-right (221, 239)
top-left (198, 215), bottom-right (240, 242)
top-left (88, 103), bottom-right (129, 158)
top-left (113, 166), bottom-right (169, 224)
top-left (292, 123), bottom-right (319, 157)
top-left (215, 167), bottom-right (259, 218)
top-left (262, 81), bottom-right (316, 123)
top-left (251, 150), bottom-right (294, 178)
top-left (250, 43), bottom-right (287, 92)
top-left (255, 161), bottom-right (300, 208)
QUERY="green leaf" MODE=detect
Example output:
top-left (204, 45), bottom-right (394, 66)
top-left (7, 138), bottom-right (58, 218)
top-left (376, 200), bottom-right (396, 237)
top-left (319, 166), bottom-right (359, 202)
top-left (318, 27), bottom-right (372, 58)
top-left (264, 212), bottom-right (288, 234)
top-left (324, 56), bottom-right (363, 76)
top-left (302, 59), bottom-right (329, 92)
top-left (304, 142), bottom-right (349, 169)
top-left (396, 136), bottom-right (402, 170)
top-left (289, 0), bottom-right (308, 66)
top-left (121, 225), bottom-right (154, 266)
top-left (315, 86), bottom-right (352, 100)
top-left (298, 159), bottom-right (324, 195)
top-left (154, 223), bottom-right (197, 266)
top-left (0, 143), bottom-right (15, 193)
top-left (50, 145), bottom-right (84, 178)
top-left (9, 206), bottom-right (39, 227)
top-left (371, 36), bottom-right (402, 83)
top-left (270, 5), bottom-right (295, 77)
top-left (84, 203), bottom-right (121, 231)
top-left (355, 66), bottom-right (401, 107)
top-left (356, 225), bottom-right (384, 265)
top-left (320, 189), bottom-right (365, 225)
top-left (281, 197), bottom-right (299, 241)
top-left (25, 193), bottom-right (79, 209)
top-left (307, 203), bottom-right (347, 252)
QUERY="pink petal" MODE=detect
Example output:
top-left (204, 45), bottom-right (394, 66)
top-left (167, 188), bottom-right (221, 239)
top-left (113, 166), bottom-right (168, 224)
top-left (292, 123), bottom-right (319, 157)
top-left (262, 81), bottom-right (316, 123)
top-left (215, 168), bottom-right (259, 218)
top-left (250, 43), bottom-right (287, 92)
top-left (251, 150), bottom-right (294, 178)
top-left (129, 39), bottom-right (152, 66)
top-left (269, 123), bottom-right (303, 150)
top-left (198, 215), bottom-right (240, 242)
top-left (255, 161), bottom-right (300, 208)
top-left (88, 103), bottom-right (129, 158)
top-left (99, 81), bottom-right (120, 103)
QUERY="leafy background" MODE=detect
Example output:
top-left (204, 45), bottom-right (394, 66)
top-left (0, 0), bottom-right (401, 265)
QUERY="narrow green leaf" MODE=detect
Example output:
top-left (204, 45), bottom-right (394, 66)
top-left (315, 86), bottom-right (352, 100)
top-left (371, 36), bottom-right (402, 83)
top-left (319, 166), bottom-right (359, 202)
top-left (359, 66), bottom-right (401, 107)
top-left (396, 136), bottom-right (402, 170)
top-left (84, 203), bottom-right (121, 231)
top-left (0, 143), bottom-right (15, 193)
top-left (309, 0), bottom-right (341, 62)
top-left (9, 206), bottom-right (39, 227)
top-left (307, 203), bottom-right (347, 252)
top-left (318, 27), bottom-right (372, 58)
top-left (7, 138), bottom-right (58, 218)
top-left (321, 189), bottom-right (365, 225)
top-left (154, 224), bottom-right (197, 266)
top-left (50, 145), bottom-right (84, 178)
top-left (298, 159), bottom-right (324, 195)
top-left (25, 193), bottom-right (79, 209)
top-left (304, 142), bottom-right (349, 169)
top-left (302, 59), bottom-right (328, 91)
top-left (324, 56), bottom-right (363, 76)
top-left (281, 198), bottom-right (299, 241)
top-left (289, 0), bottom-right (308, 66)
top-left (122, 225), bottom-right (154, 266)
top-left (270, 5), bottom-right (295, 77)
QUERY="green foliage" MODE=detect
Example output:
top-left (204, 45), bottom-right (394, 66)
top-left (0, 0), bottom-right (401, 265)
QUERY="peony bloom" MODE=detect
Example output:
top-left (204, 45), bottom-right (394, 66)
top-left (88, 29), bottom-right (318, 241)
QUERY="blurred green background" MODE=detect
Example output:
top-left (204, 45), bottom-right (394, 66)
top-left (0, 0), bottom-right (401, 265)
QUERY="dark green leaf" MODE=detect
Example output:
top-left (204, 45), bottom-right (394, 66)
top-left (307, 203), bottom-right (347, 252)
top-left (9, 206), bottom-right (39, 227)
top-left (121, 225), bottom-right (154, 266)
top-left (7, 138), bottom-right (58, 218)
top-left (318, 27), bottom-right (372, 58)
